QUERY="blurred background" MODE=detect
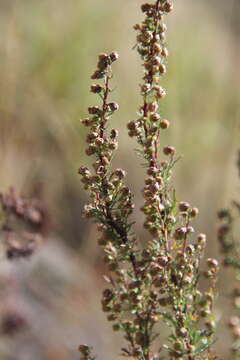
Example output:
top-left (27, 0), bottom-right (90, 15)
top-left (0, 0), bottom-right (239, 359)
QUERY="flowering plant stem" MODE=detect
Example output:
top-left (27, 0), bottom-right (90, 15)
top-left (78, 2), bottom-right (219, 360)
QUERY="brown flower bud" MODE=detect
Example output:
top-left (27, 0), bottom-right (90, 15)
top-left (108, 102), bottom-right (119, 112)
top-left (163, 146), bottom-right (175, 156)
top-left (197, 233), bottom-right (206, 245)
top-left (88, 106), bottom-right (101, 115)
top-left (148, 102), bottom-right (158, 113)
top-left (91, 70), bottom-right (104, 79)
top-left (115, 168), bottom-right (127, 179)
top-left (153, 85), bottom-right (166, 99)
top-left (133, 23), bottom-right (141, 30)
top-left (160, 119), bottom-right (170, 129)
top-left (159, 23), bottom-right (167, 33)
top-left (127, 121), bottom-right (137, 131)
top-left (147, 166), bottom-right (158, 176)
top-left (110, 129), bottom-right (119, 139)
top-left (179, 201), bottom-right (190, 212)
top-left (141, 3), bottom-right (152, 13)
top-left (161, 47), bottom-right (169, 57)
top-left (153, 43), bottom-right (162, 54)
top-left (164, 1), bottom-right (173, 13)
top-left (109, 51), bottom-right (119, 62)
top-left (159, 63), bottom-right (167, 74)
top-left (174, 227), bottom-right (187, 240)
top-left (190, 207), bottom-right (199, 217)
top-left (90, 84), bottom-right (103, 93)
top-left (150, 113), bottom-right (160, 122)
top-left (141, 83), bottom-right (151, 93)
top-left (207, 258), bottom-right (219, 268)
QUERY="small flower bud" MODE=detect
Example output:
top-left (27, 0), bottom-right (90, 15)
top-left (90, 84), bottom-right (103, 93)
top-left (187, 226), bottom-right (194, 234)
top-left (85, 146), bottom-right (96, 156)
top-left (109, 141), bottom-right (118, 150)
top-left (197, 233), bottom-right (206, 245)
top-left (174, 227), bottom-right (187, 240)
top-left (159, 23), bottom-right (167, 33)
top-left (133, 23), bottom-right (141, 30)
top-left (114, 168), bottom-right (127, 179)
top-left (190, 207), bottom-right (199, 217)
top-left (91, 70), bottom-right (104, 79)
top-left (148, 102), bottom-right (158, 113)
top-left (150, 113), bottom-right (160, 122)
top-left (108, 102), bottom-right (119, 112)
top-left (153, 43), bottom-right (162, 54)
top-left (141, 83), bottom-right (151, 93)
top-left (177, 327), bottom-right (188, 338)
top-left (164, 1), bottom-right (173, 13)
top-left (110, 129), bottom-right (119, 139)
top-left (88, 106), bottom-right (101, 115)
top-left (147, 166), bottom-right (158, 176)
top-left (152, 56), bottom-right (161, 66)
top-left (159, 63), bottom-right (167, 74)
top-left (78, 166), bottom-right (90, 176)
top-left (207, 258), bottom-right (219, 269)
top-left (98, 53), bottom-right (109, 70)
top-left (109, 51), bottom-right (119, 62)
top-left (163, 146), bottom-right (175, 156)
top-left (161, 47), bottom-right (169, 57)
top-left (80, 117), bottom-right (93, 127)
top-left (160, 119), bottom-right (170, 129)
top-left (153, 85), bottom-right (167, 99)
top-left (127, 121), bottom-right (137, 131)
top-left (141, 3), bottom-right (152, 12)
top-left (179, 201), bottom-right (190, 212)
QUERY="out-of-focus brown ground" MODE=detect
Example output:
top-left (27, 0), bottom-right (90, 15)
top-left (0, 0), bottom-right (239, 359)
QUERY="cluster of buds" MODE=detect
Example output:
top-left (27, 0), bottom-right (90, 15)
top-left (218, 150), bottom-right (240, 357)
top-left (79, 2), bottom-right (218, 360)
top-left (0, 187), bottom-right (46, 260)
top-left (79, 52), bottom-right (135, 242)
top-left (128, 0), bottom-right (172, 163)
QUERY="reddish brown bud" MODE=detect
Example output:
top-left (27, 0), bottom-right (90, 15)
top-left (159, 63), bottom-right (167, 74)
top-left (163, 146), bottom-right (175, 156)
top-left (160, 119), bottom-right (170, 129)
top-left (90, 84), bottom-right (103, 93)
top-left (141, 3), bottom-right (152, 13)
top-left (179, 201), bottom-right (190, 212)
top-left (150, 113), bottom-right (160, 122)
top-left (108, 102), bottom-right (119, 112)
top-left (109, 51), bottom-right (119, 62)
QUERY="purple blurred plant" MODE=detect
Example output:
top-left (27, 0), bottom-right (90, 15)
top-left (217, 150), bottom-right (240, 358)
top-left (0, 187), bottom-right (46, 260)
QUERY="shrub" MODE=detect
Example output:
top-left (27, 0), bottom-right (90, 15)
top-left (78, 1), bottom-right (218, 359)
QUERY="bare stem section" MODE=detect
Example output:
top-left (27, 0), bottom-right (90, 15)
top-left (79, 2), bottom-right (219, 360)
